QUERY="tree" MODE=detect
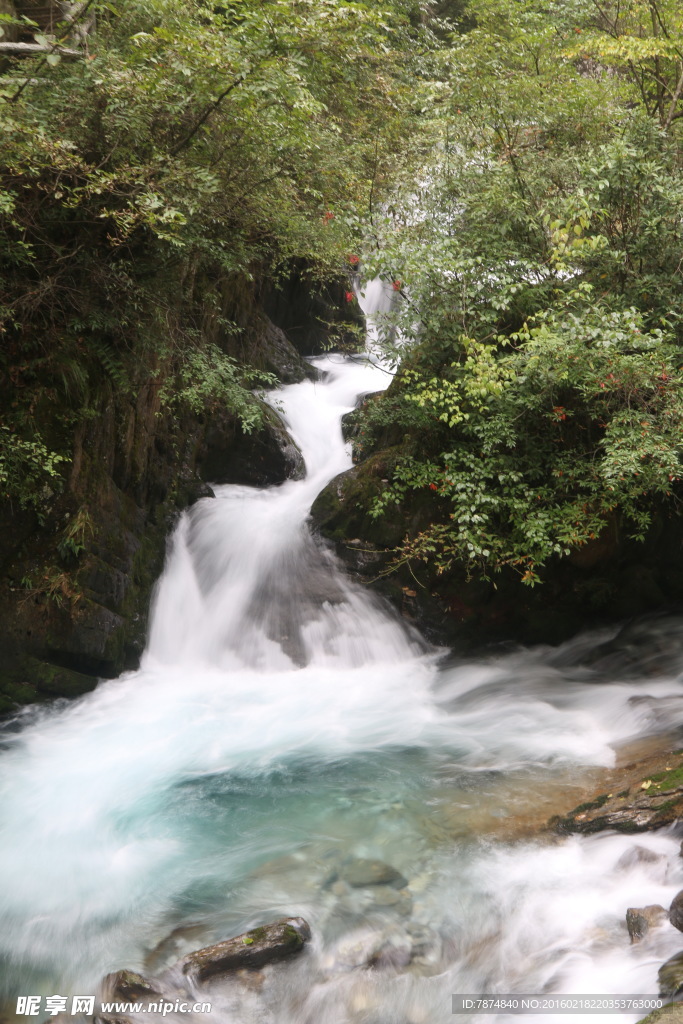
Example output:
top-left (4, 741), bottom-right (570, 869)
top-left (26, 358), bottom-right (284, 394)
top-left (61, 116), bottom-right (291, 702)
top-left (355, 0), bottom-right (683, 583)
top-left (0, 0), bottom-right (430, 510)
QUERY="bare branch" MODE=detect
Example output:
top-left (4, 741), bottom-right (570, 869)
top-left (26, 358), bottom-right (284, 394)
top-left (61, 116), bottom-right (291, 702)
top-left (0, 42), bottom-right (81, 57)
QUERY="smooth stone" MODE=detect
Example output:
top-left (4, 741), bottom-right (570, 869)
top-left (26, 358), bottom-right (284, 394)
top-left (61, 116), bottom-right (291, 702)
top-left (179, 917), bottom-right (311, 983)
top-left (626, 905), bottom-right (667, 941)
top-left (670, 890), bottom-right (683, 932)
top-left (339, 858), bottom-right (408, 889)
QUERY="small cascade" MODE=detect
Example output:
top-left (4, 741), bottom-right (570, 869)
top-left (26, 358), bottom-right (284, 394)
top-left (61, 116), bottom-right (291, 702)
top-left (0, 283), bottom-right (680, 1023)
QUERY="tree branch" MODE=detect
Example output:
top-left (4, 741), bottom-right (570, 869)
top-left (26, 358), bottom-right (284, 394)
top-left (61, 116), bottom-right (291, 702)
top-left (170, 75), bottom-right (245, 156)
top-left (9, 0), bottom-right (97, 103)
top-left (0, 42), bottom-right (81, 57)
top-left (664, 64), bottom-right (683, 130)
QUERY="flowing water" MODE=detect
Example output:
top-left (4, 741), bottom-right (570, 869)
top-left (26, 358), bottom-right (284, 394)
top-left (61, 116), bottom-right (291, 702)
top-left (1, 283), bottom-right (683, 1023)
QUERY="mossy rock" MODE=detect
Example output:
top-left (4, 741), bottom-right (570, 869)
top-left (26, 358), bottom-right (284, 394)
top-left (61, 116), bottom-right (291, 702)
top-left (179, 917), bottom-right (311, 982)
top-left (310, 448), bottom-right (408, 550)
top-left (549, 754), bottom-right (683, 835)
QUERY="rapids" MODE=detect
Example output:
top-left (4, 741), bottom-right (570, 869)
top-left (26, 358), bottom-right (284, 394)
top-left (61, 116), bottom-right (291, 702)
top-left (0, 281), bottom-right (682, 1023)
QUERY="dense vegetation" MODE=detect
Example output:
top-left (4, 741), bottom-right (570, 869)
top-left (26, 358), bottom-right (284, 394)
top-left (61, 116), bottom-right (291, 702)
top-left (4, 0), bottom-right (683, 600)
top-left (357, 0), bottom-right (683, 585)
top-left (0, 0), bottom-right (431, 515)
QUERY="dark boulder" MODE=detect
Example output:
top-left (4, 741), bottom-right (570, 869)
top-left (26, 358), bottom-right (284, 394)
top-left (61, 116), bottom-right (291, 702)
top-left (251, 316), bottom-right (319, 384)
top-left (179, 917), bottom-right (311, 983)
top-left (198, 404), bottom-right (304, 487)
top-left (670, 891), bottom-right (683, 932)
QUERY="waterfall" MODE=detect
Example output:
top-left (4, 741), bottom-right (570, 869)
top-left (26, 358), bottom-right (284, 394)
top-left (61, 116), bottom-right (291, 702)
top-left (0, 284), bottom-right (682, 1023)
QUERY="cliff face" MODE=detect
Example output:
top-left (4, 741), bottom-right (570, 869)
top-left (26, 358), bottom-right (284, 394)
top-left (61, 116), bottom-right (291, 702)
top-left (0, 275), bottom-right (350, 714)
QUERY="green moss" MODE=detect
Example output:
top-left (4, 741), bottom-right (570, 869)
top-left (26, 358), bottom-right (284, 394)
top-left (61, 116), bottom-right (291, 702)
top-left (647, 760), bottom-right (683, 792)
top-left (571, 793), bottom-right (609, 814)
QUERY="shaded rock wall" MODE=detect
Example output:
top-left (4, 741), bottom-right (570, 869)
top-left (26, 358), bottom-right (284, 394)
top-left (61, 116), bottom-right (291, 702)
top-left (0, 274), bottom-right (350, 713)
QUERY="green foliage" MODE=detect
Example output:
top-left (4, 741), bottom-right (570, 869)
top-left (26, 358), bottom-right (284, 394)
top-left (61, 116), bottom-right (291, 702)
top-left (57, 506), bottom-right (94, 561)
top-left (371, 306), bottom-right (683, 582)
top-left (357, 0), bottom-right (683, 584)
top-left (0, 0), bottom-right (430, 513)
top-left (0, 424), bottom-right (66, 514)
top-left (174, 343), bottom-right (276, 432)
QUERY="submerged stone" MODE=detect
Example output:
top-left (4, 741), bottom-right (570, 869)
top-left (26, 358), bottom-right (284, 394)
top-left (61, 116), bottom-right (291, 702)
top-left (339, 858), bottom-right (408, 889)
top-left (616, 846), bottom-right (667, 871)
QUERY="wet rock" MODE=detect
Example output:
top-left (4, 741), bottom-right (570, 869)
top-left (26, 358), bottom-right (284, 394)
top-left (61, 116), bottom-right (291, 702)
top-left (587, 614), bottom-right (683, 679)
top-left (670, 890), bottom-right (683, 932)
top-left (198, 404), bottom-right (304, 487)
top-left (251, 315), bottom-right (319, 385)
top-left (659, 950), bottom-right (683, 997)
top-left (626, 905), bottom-right (667, 942)
top-left (262, 268), bottom-right (363, 355)
top-left (97, 971), bottom-right (162, 1024)
top-left (240, 968), bottom-right (267, 991)
top-left (339, 858), bottom-right (408, 889)
top-left (549, 758), bottom-right (683, 835)
top-left (179, 917), bottom-right (311, 983)
top-left (101, 970), bottom-right (161, 1002)
top-left (341, 392), bottom-right (383, 443)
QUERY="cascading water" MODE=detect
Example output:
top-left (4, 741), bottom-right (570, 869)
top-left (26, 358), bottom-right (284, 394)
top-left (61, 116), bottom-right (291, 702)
top-left (1, 283), bottom-right (683, 1023)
